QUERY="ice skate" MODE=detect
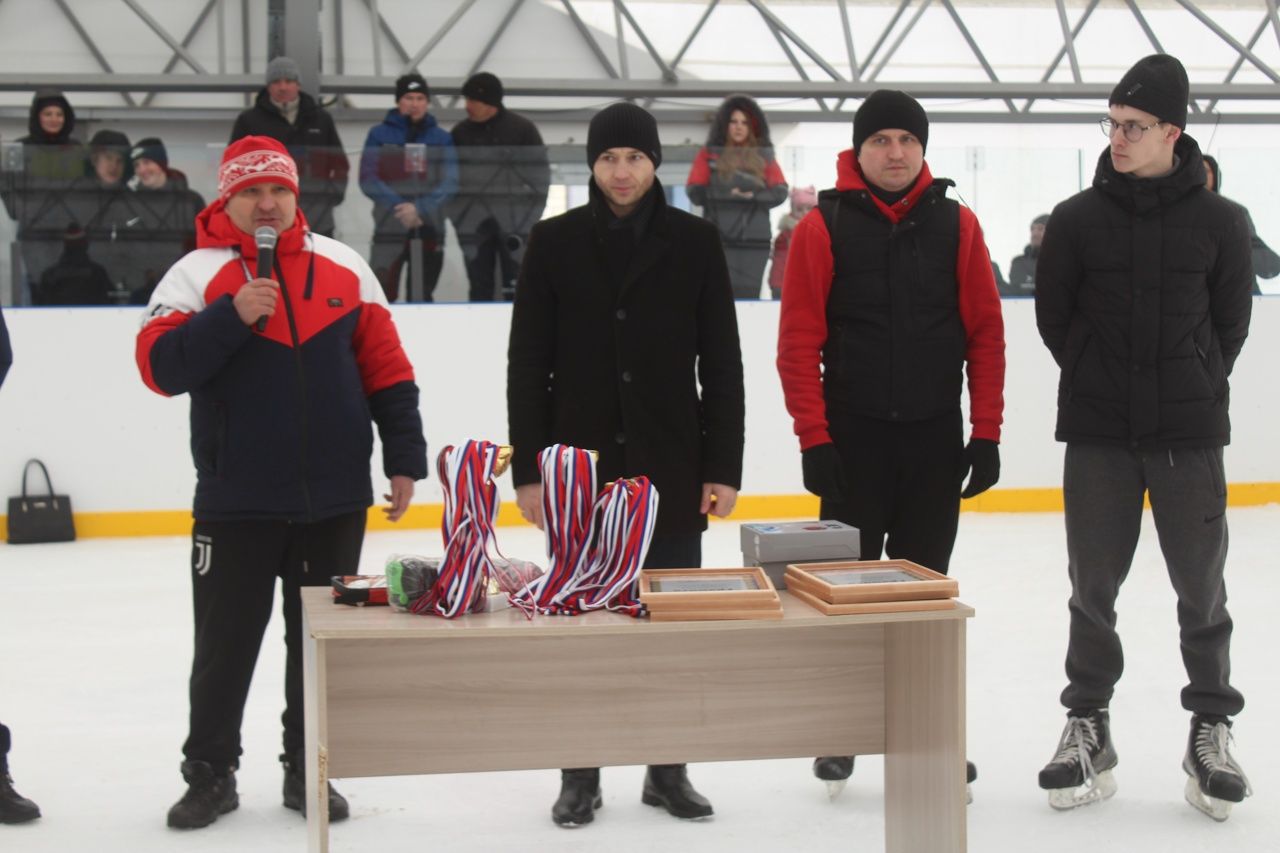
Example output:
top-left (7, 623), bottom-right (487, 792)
top-left (1038, 709), bottom-right (1118, 810)
top-left (813, 756), bottom-right (853, 799)
top-left (1182, 714), bottom-right (1251, 822)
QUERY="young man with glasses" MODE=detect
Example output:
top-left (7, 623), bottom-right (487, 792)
top-left (1034, 54), bottom-right (1255, 820)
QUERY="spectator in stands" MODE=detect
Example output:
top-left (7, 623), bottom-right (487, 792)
top-left (35, 222), bottom-right (113, 305)
top-left (359, 73), bottom-right (458, 302)
top-left (1, 90), bottom-right (86, 302)
top-left (71, 129), bottom-right (142, 294)
top-left (129, 137), bottom-right (206, 304)
top-left (686, 94), bottom-right (789, 298)
top-left (1203, 154), bottom-right (1278, 294)
top-left (230, 56), bottom-right (349, 238)
top-left (448, 71), bottom-right (550, 301)
top-left (768, 185), bottom-right (815, 300)
top-left (1006, 213), bottom-right (1048, 296)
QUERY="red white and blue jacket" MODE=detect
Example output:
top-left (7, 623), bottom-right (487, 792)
top-left (136, 202), bottom-right (427, 522)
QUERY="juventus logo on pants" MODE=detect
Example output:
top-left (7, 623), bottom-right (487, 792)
top-left (193, 534), bottom-right (213, 576)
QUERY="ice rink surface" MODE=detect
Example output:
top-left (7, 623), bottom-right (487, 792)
top-left (2, 507), bottom-right (1277, 852)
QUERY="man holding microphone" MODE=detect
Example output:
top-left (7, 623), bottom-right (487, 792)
top-left (137, 136), bottom-right (427, 830)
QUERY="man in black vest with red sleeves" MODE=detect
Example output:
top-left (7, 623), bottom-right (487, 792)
top-left (777, 89), bottom-right (1006, 799)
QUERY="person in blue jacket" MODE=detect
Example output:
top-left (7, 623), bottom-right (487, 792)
top-left (358, 73), bottom-right (458, 302)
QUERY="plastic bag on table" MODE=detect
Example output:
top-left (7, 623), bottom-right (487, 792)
top-left (484, 557), bottom-right (545, 611)
top-left (384, 554), bottom-right (441, 612)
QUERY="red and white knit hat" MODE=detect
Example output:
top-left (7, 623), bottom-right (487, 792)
top-left (217, 135), bottom-right (299, 201)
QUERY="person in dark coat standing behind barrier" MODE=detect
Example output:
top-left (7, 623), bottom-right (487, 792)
top-left (1034, 55), bottom-right (1254, 819)
top-left (358, 73), bottom-right (458, 302)
top-left (129, 137), bottom-right (206, 304)
top-left (777, 89), bottom-right (1005, 796)
top-left (686, 94), bottom-right (789, 298)
top-left (36, 222), bottom-right (113, 305)
top-left (449, 72), bottom-right (550, 301)
top-left (229, 56), bottom-right (349, 238)
top-left (1202, 155), bottom-right (1279, 294)
top-left (1, 311), bottom-right (41, 825)
top-left (1, 90), bottom-right (87, 301)
top-left (1006, 213), bottom-right (1048, 296)
top-left (508, 102), bottom-right (745, 829)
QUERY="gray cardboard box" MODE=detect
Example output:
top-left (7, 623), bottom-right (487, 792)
top-left (740, 520), bottom-right (861, 589)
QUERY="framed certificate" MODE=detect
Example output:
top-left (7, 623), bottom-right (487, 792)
top-left (639, 567), bottom-right (780, 613)
top-left (784, 560), bottom-right (958, 605)
top-left (788, 584), bottom-right (957, 616)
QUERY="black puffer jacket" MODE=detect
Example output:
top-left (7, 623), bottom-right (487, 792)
top-left (1035, 135), bottom-right (1253, 449)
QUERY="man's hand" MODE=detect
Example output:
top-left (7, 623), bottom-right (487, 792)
top-left (394, 202), bottom-right (423, 229)
top-left (382, 474), bottom-right (414, 522)
top-left (233, 278), bottom-right (279, 327)
top-left (516, 483), bottom-right (545, 530)
top-left (700, 483), bottom-right (738, 518)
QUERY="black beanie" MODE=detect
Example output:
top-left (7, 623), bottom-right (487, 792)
top-left (853, 90), bottom-right (929, 154)
top-left (395, 73), bottom-right (429, 102)
top-left (1110, 54), bottom-right (1189, 129)
top-left (130, 137), bottom-right (168, 168)
top-left (462, 72), bottom-right (503, 107)
top-left (587, 102), bottom-right (662, 168)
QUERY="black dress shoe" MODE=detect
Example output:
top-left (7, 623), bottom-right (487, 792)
top-left (552, 768), bottom-right (602, 827)
top-left (641, 764), bottom-right (713, 819)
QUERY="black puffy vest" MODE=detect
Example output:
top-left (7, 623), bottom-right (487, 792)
top-left (818, 180), bottom-right (965, 424)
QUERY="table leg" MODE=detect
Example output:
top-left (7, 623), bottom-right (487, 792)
top-left (303, 609), bottom-right (330, 853)
top-left (884, 619), bottom-right (967, 853)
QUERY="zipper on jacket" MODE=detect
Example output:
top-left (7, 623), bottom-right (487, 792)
top-left (275, 246), bottom-right (315, 521)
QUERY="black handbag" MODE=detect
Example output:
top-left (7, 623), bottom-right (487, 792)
top-left (6, 459), bottom-right (76, 544)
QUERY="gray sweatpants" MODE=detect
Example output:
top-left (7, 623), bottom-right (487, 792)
top-left (1059, 443), bottom-right (1244, 718)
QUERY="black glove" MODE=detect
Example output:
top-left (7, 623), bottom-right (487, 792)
top-left (802, 443), bottom-right (849, 504)
top-left (958, 439), bottom-right (1000, 499)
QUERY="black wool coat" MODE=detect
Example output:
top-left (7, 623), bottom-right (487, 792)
top-left (507, 180), bottom-right (746, 537)
top-left (1035, 135), bottom-right (1253, 450)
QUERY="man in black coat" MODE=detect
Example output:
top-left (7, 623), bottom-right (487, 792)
top-left (507, 102), bottom-right (745, 828)
top-left (1034, 54), bottom-right (1254, 819)
top-left (230, 56), bottom-right (349, 238)
top-left (449, 72), bottom-right (550, 301)
top-left (1006, 213), bottom-right (1047, 296)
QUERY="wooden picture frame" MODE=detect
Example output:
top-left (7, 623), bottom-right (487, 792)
top-left (639, 566), bottom-right (780, 611)
top-left (788, 584), bottom-right (957, 616)
top-left (784, 560), bottom-right (958, 605)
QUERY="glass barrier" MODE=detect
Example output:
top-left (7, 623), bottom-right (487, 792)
top-left (2, 139), bottom-right (1277, 306)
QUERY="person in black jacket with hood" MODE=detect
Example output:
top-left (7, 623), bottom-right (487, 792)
top-left (229, 56), bottom-right (349, 238)
top-left (1, 90), bottom-right (86, 301)
top-left (449, 72), bottom-right (550, 301)
top-left (686, 94), bottom-right (789, 298)
top-left (1201, 155), bottom-right (1279, 294)
top-left (1006, 213), bottom-right (1047, 296)
top-left (1034, 55), bottom-right (1254, 820)
top-left (508, 102), bottom-right (744, 829)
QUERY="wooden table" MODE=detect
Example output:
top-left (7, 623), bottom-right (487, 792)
top-left (302, 587), bottom-right (973, 852)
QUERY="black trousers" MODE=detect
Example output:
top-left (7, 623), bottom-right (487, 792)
top-left (460, 219), bottom-right (522, 302)
top-left (0, 722), bottom-right (10, 759)
top-left (182, 511), bottom-right (366, 769)
top-left (370, 231), bottom-right (444, 303)
top-left (820, 410), bottom-right (964, 575)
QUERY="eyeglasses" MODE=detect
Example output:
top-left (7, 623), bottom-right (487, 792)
top-left (1099, 117), bottom-right (1163, 143)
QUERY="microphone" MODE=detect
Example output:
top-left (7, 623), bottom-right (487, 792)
top-left (253, 226), bottom-right (278, 332)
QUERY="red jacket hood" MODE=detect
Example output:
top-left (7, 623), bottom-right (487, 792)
top-left (195, 198), bottom-right (310, 260)
top-left (834, 148), bottom-right (935, 224)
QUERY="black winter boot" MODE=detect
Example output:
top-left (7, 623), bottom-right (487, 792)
top-left (641, 764), bottom-right (713, 819)
top-left (282, 752), bottom-right (349, 821)
top-left (0, 758), bottom-right (41, 825)
top-left (166, 760), bottom-right (238, 829)
top-left (551, 768), bottom-right (601, 827)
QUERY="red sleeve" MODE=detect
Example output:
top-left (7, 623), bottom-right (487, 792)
top-left (135, 310), bottom-right (193, 396)
top-left (352, 302), bottom-right (415, 394)
top-left (776, 209), bottom-right (835, 450)
top-left (956, 207), bottom-right (1006, 442)
top-left (764, 158), bottom-right (787, 187)
top-left (686, 147), bottom-right (712, 187)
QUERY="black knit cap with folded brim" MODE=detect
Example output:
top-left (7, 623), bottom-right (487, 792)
top-left (853, 89), bottom-right (929, 155)
top-left (587, 102), bottom-right (662, 168)
top-left (395, 73), bottom-right (429, 102)
top-left (1110, 54), bottom-right (1189, 129)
